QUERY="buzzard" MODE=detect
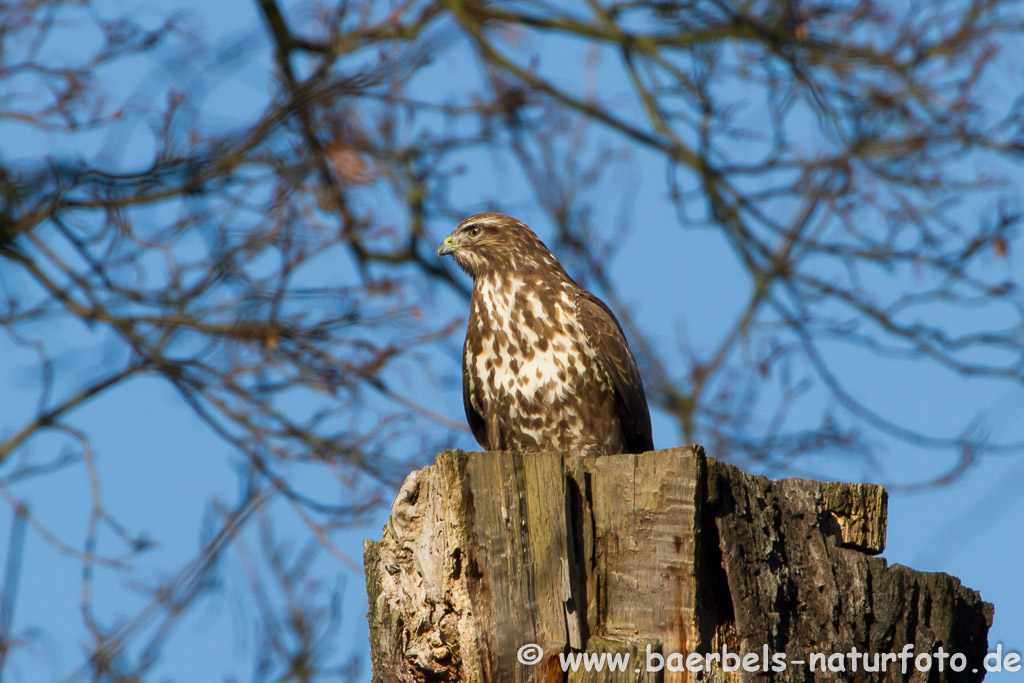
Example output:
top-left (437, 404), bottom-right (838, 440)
top-left (437, 212), bottom-right (653, 456)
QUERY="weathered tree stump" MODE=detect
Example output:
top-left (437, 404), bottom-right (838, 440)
top-left (364, 446), bottom-right (992, 682)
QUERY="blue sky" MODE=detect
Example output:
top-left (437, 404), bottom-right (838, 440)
top-left (1, 0), bottom-right (1022, 680)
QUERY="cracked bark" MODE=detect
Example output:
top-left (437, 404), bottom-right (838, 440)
top-left (364, 446), bottom-right (992, 682)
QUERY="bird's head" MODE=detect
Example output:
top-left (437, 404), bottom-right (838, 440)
top-left (437, 212), bottom-right (560, 279)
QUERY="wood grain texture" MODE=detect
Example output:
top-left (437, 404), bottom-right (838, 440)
top-left (706, 459), bottom-right (992, 682)
top-left (587, 448), bottom-right (702, 683)
top-left (365, 447), bottom-right (992, 682)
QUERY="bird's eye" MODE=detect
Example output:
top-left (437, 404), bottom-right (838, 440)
top-left (469, 226), bottom-right (481, 237)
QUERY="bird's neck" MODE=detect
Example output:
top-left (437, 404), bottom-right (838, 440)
top-left (473, 261), bottom-right (572, 290)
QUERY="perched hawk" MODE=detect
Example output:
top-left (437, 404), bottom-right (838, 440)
top-left (437, 212), bottom-right (653, 456)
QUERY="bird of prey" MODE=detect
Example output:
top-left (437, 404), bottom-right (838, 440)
top-left (437, 212), bottom-right (653, 456)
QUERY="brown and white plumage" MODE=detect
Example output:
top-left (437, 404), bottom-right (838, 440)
top-left (437, 212), bottom-right (653, 456)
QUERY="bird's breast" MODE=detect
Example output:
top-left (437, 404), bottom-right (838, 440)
top-left (464, 276), bottom-right (622, 455)
top-left (468, 278), bottom-right (607, 404)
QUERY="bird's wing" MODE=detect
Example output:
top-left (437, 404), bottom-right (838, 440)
top-left (576, 290), bottom-right (654, 454)
top-left (461, 339), bottom-right (489, 449)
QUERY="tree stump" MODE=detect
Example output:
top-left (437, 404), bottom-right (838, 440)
top-left (364, 446), bottom-right (993, 682)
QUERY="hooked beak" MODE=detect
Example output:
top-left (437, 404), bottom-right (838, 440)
top-left (436, 235), bottom-right (458, 258)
